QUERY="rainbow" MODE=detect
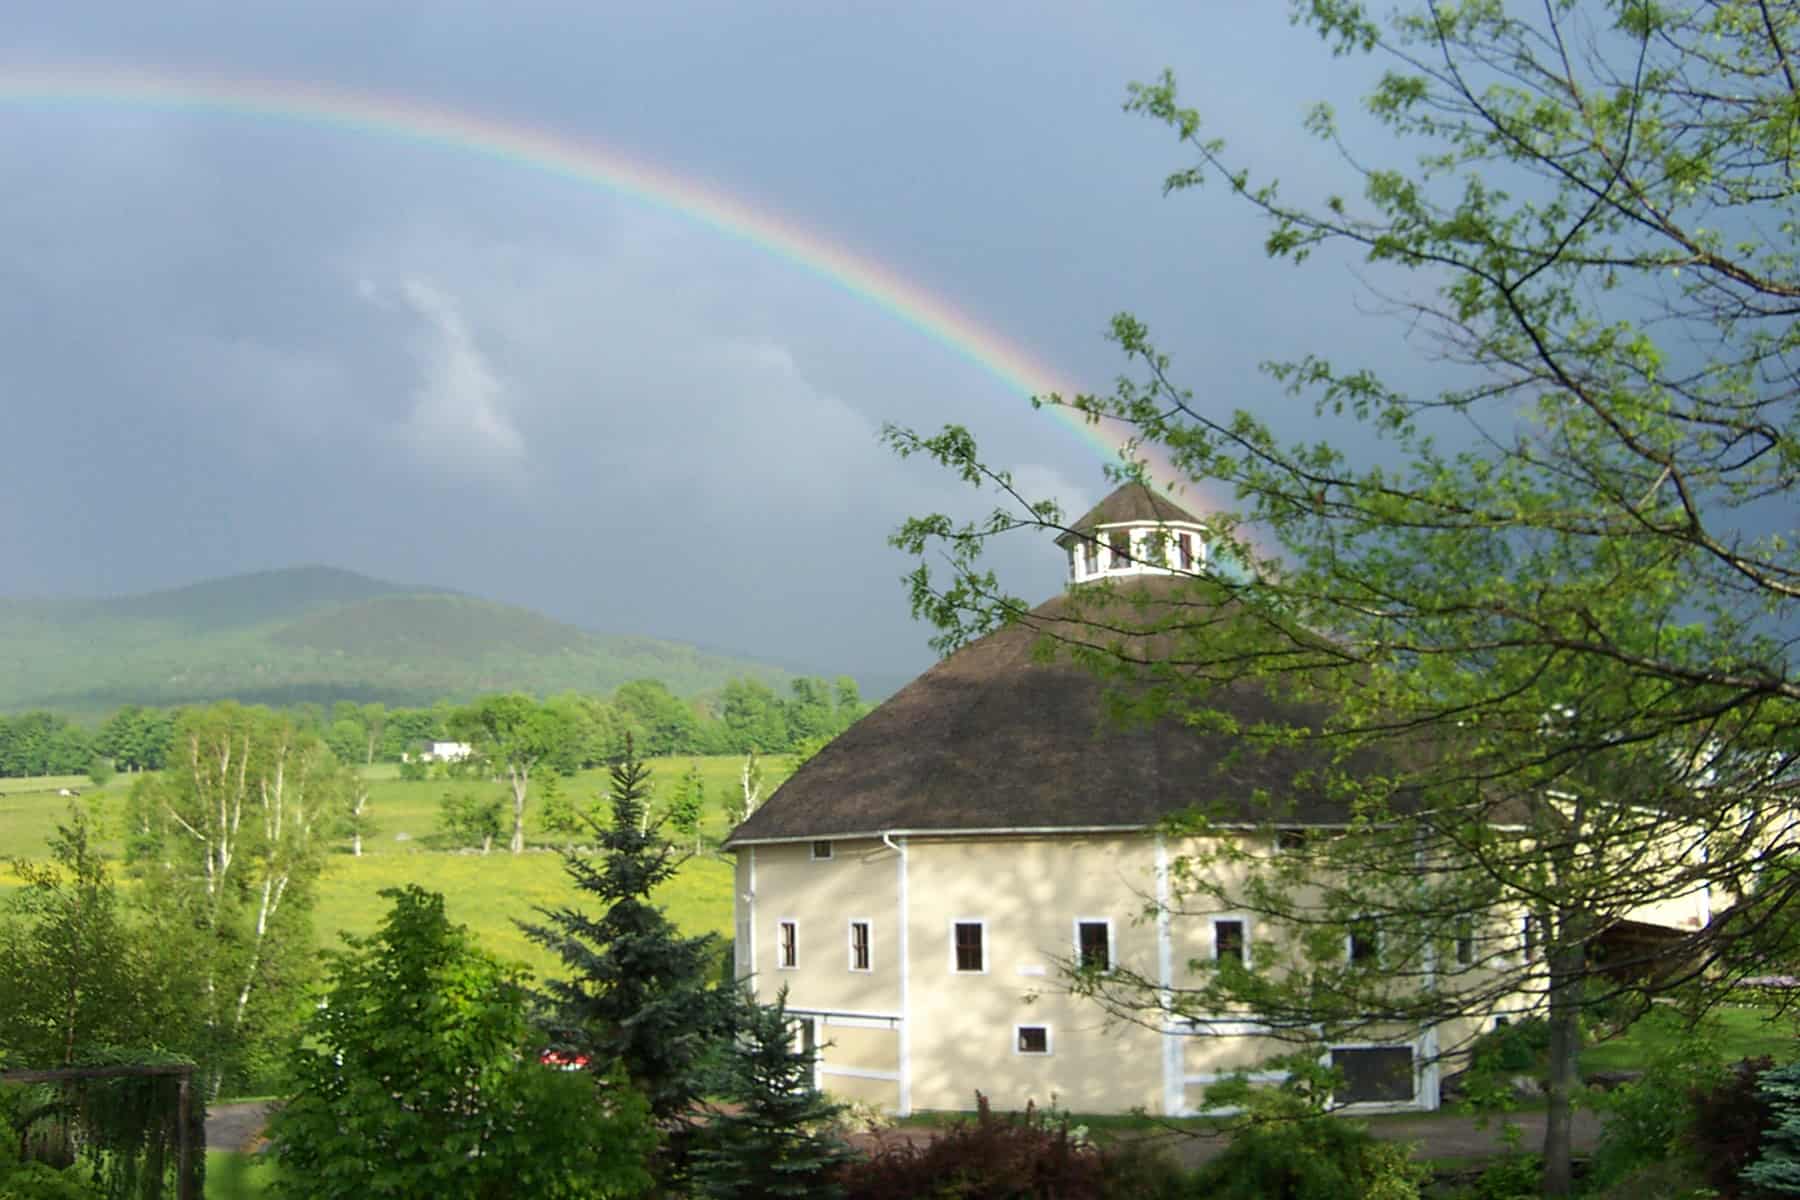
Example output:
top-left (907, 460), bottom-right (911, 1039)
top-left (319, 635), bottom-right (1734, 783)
top-left (0, 62), bottom-right (1196, 502)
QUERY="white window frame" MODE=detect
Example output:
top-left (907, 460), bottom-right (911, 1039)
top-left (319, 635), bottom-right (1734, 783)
top-left (1013, 1023), bottom-right (1053, 1056)
top-left (1072, 917), bottom-right (1114, 973)
top-left (810, 839), bottom-right (833, 861)
top-left (848, 918), bottom-right (873, 972)
top-left (1211, 914), bottom-right (1251, 965)
top-left (777, 918), bottom-right (799, 970)
top-left (949, 918), bottom-right (988, 974)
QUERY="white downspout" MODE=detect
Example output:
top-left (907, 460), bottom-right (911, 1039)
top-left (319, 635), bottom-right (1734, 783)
top-left (883, 832), bottom-right (912, 1116)
top-left (1156, 834), bottom-right (1181, 1116)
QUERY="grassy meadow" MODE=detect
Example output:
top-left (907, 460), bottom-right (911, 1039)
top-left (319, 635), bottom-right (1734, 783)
top-left (0, 756), bottom-right (756, 980)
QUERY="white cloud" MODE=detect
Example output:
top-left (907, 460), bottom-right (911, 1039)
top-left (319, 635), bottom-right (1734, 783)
top-left (387, 278), bottom-right (526, 481)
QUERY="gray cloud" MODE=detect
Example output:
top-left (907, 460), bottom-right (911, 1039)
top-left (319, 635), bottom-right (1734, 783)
top-left (0, 1), bottom-right (1428, 679)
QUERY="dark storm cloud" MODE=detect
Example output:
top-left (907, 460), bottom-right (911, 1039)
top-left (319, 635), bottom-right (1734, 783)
top-left (1, 1), bottom-right (1413, 677)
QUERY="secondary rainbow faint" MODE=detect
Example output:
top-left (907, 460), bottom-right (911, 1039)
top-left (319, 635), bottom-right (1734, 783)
top-left (0, 61), bottom-right (1205, 512)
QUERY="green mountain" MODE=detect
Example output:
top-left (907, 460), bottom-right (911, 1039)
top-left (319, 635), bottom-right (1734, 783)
top-left (0, 567), bottom-right (789, 715)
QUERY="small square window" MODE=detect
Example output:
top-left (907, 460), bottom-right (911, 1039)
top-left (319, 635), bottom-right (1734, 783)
top-left (811, 840), bottom-right (833, 860)
top-left (953, 921), bottom-right (985, 972)
top-left (1076, 920), bottom-right (1111, 971)
top-left (849, 920), bottom-right (871, 972)
top-left (1214, 919), bottom-right (1246, 964)
top-left (1276, 828), bottom-right (1308, 852)
top-left (1015, 1025), bottom-right (1050, 1055)
top-left (1348, 921), bottom-right (1379, 965)
top-left (778, 920), bottom-right (798, 969)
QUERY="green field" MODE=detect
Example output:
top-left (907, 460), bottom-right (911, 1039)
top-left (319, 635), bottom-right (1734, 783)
top-left (0, 756), bottom-right (754, 978)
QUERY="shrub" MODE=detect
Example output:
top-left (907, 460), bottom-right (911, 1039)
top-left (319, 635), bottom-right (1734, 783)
top-left (1177, 1067), bottom-right (1425, 1200)
top-left (1585, 1016), bottom-right (1731, 1195)
top-left (1688, 1057), bottom-right (1776, 1200)
top-left (836, 1094), bottom-right (1115, 1200)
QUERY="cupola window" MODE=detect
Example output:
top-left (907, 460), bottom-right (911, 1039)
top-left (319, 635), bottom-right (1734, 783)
top-left (1108, 530), bottom-right (1130, 568)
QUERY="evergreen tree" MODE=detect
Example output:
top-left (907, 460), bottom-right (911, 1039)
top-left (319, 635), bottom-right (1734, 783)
top-left (691, 989), bottom-right (853, 1200)
top-left (522, 737), bottom-right (739, 1123)
top-left (1746, 1062), bottom-right (1800, 1196)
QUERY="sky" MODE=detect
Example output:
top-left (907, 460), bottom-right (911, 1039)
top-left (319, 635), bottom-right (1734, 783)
top-left (0, 1), bottom-right (1410, 682)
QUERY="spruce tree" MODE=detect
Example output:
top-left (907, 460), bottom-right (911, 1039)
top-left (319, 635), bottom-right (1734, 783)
top-left (1745, 1062), bottom-right (1800, 1195)
top-left (522, 736), bottom-right (738, 1121)
top-left (691, 989), bottom-right (854, 1200)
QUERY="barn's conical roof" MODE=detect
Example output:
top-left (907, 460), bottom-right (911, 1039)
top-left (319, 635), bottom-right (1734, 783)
top-left (726, 574), bottom-right (1381, 845)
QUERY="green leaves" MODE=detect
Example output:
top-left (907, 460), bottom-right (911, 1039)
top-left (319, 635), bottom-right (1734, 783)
top-left (269, 885), bottom-right (655, 1200)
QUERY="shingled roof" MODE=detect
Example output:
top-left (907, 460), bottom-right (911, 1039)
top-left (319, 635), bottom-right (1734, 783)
top-left (1055, 482), bottom-right (1207, 547)
top-left (726, 574), bottom-right (1384, 846)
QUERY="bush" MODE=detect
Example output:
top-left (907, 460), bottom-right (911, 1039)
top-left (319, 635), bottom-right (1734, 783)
top-left (1190, 1112), bottom-right (1424, 1200)
top-left (1586, 1018), bottom-right (1734, 1195)
top-left (836, 1094), bottom-right (1116, 1200)
top-left (1688, 1057), bottom-right (1776, 1200)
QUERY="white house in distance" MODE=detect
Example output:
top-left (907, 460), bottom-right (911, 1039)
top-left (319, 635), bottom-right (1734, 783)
top-left (402, 740), bottom-right (473, 764)
top-left (724, 483), bottom-right (1713, 1117)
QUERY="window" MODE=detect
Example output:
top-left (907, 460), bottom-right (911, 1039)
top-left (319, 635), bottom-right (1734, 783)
top-left (849, 920), bottom-right (871, 971)
top-left (1276, 828), bottom-right (1308, 853)
top-left (1082, 538), bottom-right (1100, 573)
top-left (1214, 918), bottom-right (1247, 964)
top-left (1521, 915), bottom-right (1538, 962)
top-left (1015, 1025), bottom-right (1051, 1055)
top-left (778, 920), bottom-right (798, 969)
top-left (1177, 533), bottom-right (1195, 570)
top-left (1140, 530), bottom-right (1168, 567)
top-left (952, 920), bottom-right (986, 972)
top-left (1331, 1046), bottom-right (1415, 1103)
top-left (1455, 930), bottom-right (1474, 967)
top-left (1108, 530), bottom-right (1130, 568)
top-left (1075, 919), bottom-right (1111, 971)
top-left (810, 840), bottom-right (833, 861)
top-left (1348, 920), bottom-right (1379, 965)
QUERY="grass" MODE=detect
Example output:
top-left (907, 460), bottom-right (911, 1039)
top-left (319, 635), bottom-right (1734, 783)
top-left (1580, 1002), bottom-right (1800, 1074)
top-left (205, 1150), bottom-right (279, 1199)
top-left (0, 756), bottom-right (753, 977)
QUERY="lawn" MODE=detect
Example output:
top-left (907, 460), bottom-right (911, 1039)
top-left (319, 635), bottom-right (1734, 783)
top-left (0, 756), bottom-right (752, 978)
top-left (1580, 1002), bottom-right (1800, 1073)
top-left (206, 1151), bottom-right (279, 1199)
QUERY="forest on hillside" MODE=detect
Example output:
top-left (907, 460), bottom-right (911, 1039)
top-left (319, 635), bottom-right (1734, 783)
top-left (0, 674), bottom-right (868, 779)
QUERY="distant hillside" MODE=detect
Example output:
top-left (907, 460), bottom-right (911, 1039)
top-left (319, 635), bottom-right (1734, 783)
top-left (0, 567), bottom-right (791, 715)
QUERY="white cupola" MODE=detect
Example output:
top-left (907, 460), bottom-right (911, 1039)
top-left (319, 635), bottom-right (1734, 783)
top-left (1054, 482), bottom-right (1210, 587)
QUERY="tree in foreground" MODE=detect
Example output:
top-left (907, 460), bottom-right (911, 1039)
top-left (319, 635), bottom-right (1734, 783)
top-left (122, 703), bottom-right (334, 1096)
top-left (887, 3), bottom-right (1800, 1194)
top-left (269, 885), bottom-right (654, 1200)
top-left (522, 738), bottom-right (740, 1127)
top-left (690, 988), bottom-right (853, 1200)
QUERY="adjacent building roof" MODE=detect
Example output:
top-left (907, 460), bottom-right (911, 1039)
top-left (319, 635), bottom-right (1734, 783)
top-left (1055, 482), bottom-right (1207, 547)
top-left (726, 574), bottom-right (1386, 846)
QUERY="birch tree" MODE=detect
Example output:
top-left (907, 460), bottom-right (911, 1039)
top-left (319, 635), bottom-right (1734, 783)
top-left (128, 703), bottom-right (335, 1094)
